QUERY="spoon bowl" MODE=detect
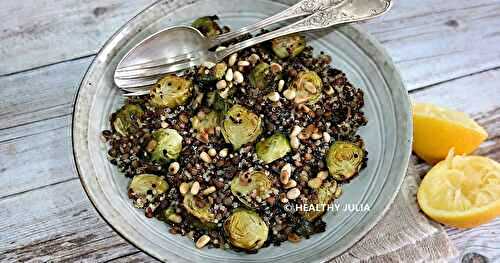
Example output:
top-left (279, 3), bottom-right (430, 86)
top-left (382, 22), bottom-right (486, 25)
top-left (119, 26), bottom-right (208, 69)
top-left (115, 26), bottom-right (209, 91)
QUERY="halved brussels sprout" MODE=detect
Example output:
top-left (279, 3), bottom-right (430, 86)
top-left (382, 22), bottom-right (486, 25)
top-left (303, 180), bottom-right (337, 221)
top-left (192, 16), bottom-right (222, 38)
top-left (256, 133), bottom-right (291, 164)
top-left (128, 174), bottom-right (169, 198)
top-left (183, 193), bottom-right (216, 223)
top-left (197, 63), bottom-right (227, 86)
top-left (290, 71), bottom-right (322, 105)
top-left (271, 34), bottom-right (306, 59)
top-left (221, 105), bottom-right (262, 149)
top-left (191, 111), bottom-right (219, 134)
top-left (249, 63), bottom-right (271, 89)
top-left (151, 128), bottom-right (183, 162)
top-left (150, 75), bottom-right (192, 108)
top-left (231, 170), bottom-right (272, 208)
top-left (112, 104), bottom-right (144, 136)
top-left (326, 141), bottom-right (364, 181)
top-left (224, 209), bottom-right (269, 250)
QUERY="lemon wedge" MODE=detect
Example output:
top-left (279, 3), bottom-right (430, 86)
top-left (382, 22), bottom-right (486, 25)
top-left (412, 103), bottom-right (488, 164)
top-left (417, 150), bottom-right (500, 228)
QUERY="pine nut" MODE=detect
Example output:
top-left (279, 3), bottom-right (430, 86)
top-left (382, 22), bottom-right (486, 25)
top-left (202, 186), bottom-right (217, 195)
top-left (228, 53), bottom-right (238, 66)
top-left (219, 148), bottom-right (228, 158)
top-left (291, 126), bottom-right (302, 137)
top-left (323, 132), bottom-right (331, 143)
top-left (216, 79), bottom-right (227, 90)
top-left (287, 188), bottom-right (300, 199)
top-left (225, 68), bottom-right (234, 82)
top-left (234, 71), bottom-right (244, 83)
top-left (200, 151), bottom-right (212, 163)
top-left (278, 79), bottom-right (285, 91)
top-left (237, 60), bottom-right (250, 67)
top-left (267, 92), bottom-right (280, 102)
top-left (208, 148), bottom-right (217, 157)
top-left (290, 136), bottom-right (300, 149)
top-left (196, 235), bottom-right (211, 249)
top-left (190, 181), bottom-right (200, 195)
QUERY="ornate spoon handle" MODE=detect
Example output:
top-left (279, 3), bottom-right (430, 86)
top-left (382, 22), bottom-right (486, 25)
top-left (216, 0), bottom-right (392, 60)
top-left (209, 0), bottom-right (344, 47)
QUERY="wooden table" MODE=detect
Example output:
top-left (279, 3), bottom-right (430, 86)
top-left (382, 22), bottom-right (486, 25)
top-left (1, 0), bottom-right (499, 262)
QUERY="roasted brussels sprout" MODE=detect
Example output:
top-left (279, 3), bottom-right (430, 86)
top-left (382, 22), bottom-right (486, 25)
top-left (256, 133), bottom-right (291, 164)
top-left (221, 104), bottom-right (262, 149)
top-left (151, 128), bottom-right (183, 162)
top-left (191, 111), bottom-right (219, 134)
top-left (183, 193), bottom-right (216, 223)
top-left (112, 104), bottom-right (144, 136)
top-left (271, 34), bottom-right (306, 59)
top-left (224, 209), bottom-right (269, 250)
top-left (230, 170), bottom-right (272, 207)
top-left (192, 16), bottom-right (222, 38)
top-left (197, 63), bottom-right (228, 86)
top-left (326, 141), bottom-right (364, 181)
top-left (128, 174), bottom-right (169, 198)
top-left (303, 180), bottom-right (337, 221)
top-left (249, 63), bottom-right (271, 89)
top-left (290, 71), bottom-right (322, 105)
top-left (150, 75), bottom-right (193, 108)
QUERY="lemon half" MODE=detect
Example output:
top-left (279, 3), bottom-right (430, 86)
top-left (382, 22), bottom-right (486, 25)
top-left (417, 151), bottom-right (500, 228)
top-left (412, 103), bottom-right (488, 164)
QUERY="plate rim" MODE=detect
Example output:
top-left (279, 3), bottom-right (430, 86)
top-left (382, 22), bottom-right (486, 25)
top-left (71, 0), bottom-right (413, 261)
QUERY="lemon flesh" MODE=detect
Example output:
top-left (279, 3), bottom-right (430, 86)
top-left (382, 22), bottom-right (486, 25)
top-left (412, 103), bottom-right (487, 164)
top-left (417, 151), bottom-right (500, 228)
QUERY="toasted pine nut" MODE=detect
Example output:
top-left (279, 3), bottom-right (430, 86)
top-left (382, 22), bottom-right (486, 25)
top-left (228, 53), bottom-right (238, 66)
top-left (196, 235), bottom-right (211, 249)
top-left (287, 188), bottom-right (300, 199)
top-left (190, 181), bottom-right (200, 195)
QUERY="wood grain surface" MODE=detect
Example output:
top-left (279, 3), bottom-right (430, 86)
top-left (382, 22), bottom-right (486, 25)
top-left (0, 0), bottom-right (499, 262)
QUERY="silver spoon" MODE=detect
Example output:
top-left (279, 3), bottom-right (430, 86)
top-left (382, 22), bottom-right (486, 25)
top-left (115, 0), bottom-right (343, 92)
top-left (116, 0), bottom-right (392, 93)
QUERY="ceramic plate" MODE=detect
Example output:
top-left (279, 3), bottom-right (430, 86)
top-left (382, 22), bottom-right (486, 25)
top-left (72, 0), bottom-right (412, 262)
